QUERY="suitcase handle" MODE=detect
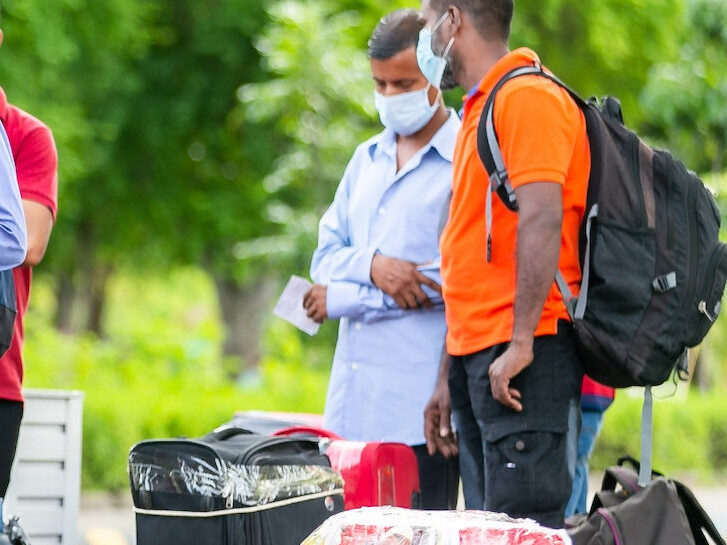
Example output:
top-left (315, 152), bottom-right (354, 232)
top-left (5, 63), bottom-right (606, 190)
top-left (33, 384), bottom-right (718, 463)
top-left (210, 425), bottom-right (254, 440)
top-left (273, 426), bottom-right (342, 440)
top-left (601, 466), bottom-right (642, 495)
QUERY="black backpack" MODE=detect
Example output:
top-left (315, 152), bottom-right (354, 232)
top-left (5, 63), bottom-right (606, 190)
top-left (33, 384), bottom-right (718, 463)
top-left (477, 63), bottom-right (727, 390)
top-left (477, 62), bottom-right (727, 485)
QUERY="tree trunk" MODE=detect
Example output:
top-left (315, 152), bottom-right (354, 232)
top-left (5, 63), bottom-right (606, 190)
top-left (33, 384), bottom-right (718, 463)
top-left (85, 264), bottom-right (113, 336)
top-left (712, 140), bottom-right (724, 173)
top-left (691, 348), bottom-right (712, 392)
top-left (214, 275), bottom-right (277, 380)
top-left (54, 273), bottom-right (76, 334)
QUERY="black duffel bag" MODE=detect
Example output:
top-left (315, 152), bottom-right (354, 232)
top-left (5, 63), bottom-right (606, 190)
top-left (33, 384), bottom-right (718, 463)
top-left (129, 425), bottom-right (344, 545)
top-left (568, 457), bottom-right (725, 545)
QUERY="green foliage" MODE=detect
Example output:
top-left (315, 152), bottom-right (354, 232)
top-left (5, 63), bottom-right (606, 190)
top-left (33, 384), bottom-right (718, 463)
top-left (511, 0), bottom-right (685, 125)
top-left (0, 0), bottom-right (156, 271)
top-left (640, 0), bottom-right (727, 173)
top-left (593, 391), bottom-right (727, 481)
top-left (234, 0), bottom-right (382, 277)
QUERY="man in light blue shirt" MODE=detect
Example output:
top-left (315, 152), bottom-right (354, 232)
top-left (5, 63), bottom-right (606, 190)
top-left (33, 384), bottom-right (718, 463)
top-left (304, 9), bottom-right (460, 509)
top-left (0, 123), bottom-right (25, 270)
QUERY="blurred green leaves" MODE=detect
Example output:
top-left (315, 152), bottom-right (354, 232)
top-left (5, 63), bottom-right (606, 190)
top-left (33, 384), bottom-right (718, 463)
top-left (640, 0), bottom-right (727, 173)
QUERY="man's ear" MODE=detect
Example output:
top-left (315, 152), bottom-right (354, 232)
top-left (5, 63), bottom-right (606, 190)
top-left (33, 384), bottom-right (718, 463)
top-left (0, 30), bottom-right (4, 49)
top-left (447, 5), bottom-right (464, 34)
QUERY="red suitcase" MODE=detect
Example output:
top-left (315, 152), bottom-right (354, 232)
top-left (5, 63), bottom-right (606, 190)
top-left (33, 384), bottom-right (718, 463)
top-left (274, 426), bottom-right (421, 510)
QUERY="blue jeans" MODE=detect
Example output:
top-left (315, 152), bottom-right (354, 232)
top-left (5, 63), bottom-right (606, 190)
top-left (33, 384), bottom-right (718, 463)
top-left (565, 408), bottom-right (606, 517)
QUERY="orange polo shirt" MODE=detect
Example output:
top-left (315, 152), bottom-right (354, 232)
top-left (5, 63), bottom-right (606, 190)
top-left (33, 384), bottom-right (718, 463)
top-left (441, 48), bottom-right (590, 356)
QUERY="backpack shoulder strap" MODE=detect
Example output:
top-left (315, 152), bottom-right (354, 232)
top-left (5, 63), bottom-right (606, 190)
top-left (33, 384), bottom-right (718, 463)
top-left (475, 62), bottom-right (586, 210)
top-left (673, 480), bottom-right (727, 545)
top-left (475, 62), bottom-right (585, 310)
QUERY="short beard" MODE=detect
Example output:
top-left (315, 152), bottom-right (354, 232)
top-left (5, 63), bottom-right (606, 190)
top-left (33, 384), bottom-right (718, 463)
top-left (445, 50), bottom-right (465, 91)
top-left (440, 65), bottom-right (458, 91)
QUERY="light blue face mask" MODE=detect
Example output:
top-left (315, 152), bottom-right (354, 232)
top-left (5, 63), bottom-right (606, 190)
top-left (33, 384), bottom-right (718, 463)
top-left (374, 85), bottom-right (440, 136)
top-left (416, 11), bottom-right (455, 88)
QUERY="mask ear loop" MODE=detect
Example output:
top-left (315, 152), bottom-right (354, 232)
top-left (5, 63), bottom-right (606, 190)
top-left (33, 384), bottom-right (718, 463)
top-left (432, 10), bottom-right (450, 32)
top-left (424, 82), bottom-right (443, 108)
top-left (432, 9), bottom-right (455, 56)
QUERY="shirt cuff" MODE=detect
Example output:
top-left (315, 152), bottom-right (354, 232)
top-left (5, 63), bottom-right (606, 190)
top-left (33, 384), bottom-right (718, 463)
top-left (347, 246), bottom-right (378, 286)
top-left (326, 282), bottom-right (362, 320)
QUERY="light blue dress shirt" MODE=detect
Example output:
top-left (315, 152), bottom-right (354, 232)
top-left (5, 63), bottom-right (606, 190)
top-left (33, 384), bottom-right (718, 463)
top-left (311, 110), bottom-right (460, 445)
top-left (0, 123), bottom-right (27, 270)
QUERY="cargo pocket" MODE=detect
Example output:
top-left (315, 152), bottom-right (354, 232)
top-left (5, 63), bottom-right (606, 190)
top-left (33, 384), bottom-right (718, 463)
top-left (484, 431), bottom-right (570, 521)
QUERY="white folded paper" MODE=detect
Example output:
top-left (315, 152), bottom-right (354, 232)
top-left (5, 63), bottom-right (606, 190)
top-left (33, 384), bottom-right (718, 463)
top-left (273, 275), bottom-right (321, 336)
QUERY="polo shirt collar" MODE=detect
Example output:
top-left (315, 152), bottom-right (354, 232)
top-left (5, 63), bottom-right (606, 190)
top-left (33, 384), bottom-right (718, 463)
top-left (468, 47), bottom-right (541, 102)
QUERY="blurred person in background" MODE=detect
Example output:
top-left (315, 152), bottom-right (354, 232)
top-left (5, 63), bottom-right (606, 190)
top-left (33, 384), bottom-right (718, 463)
top-left (565, 378), bottom-right (615, 517)
top-left (0, 3), bottom-right (59, 540)
top-left (304, 9), bottom-right (460, 509)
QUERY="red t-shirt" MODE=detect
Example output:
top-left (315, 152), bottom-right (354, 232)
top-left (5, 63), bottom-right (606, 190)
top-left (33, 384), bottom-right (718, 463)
top-left (0, 87), bottom-right (58, 402)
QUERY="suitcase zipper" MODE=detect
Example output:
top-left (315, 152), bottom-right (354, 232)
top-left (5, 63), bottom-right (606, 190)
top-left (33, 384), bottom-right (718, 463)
top-left (597, 508), bottom-right (624, 545)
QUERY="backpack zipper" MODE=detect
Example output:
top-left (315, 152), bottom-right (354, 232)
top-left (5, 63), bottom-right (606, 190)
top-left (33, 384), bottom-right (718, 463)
top-left (696, 245), bottom-right (727, 323)
top-left (630, 138), bottom-right (648, 230)
top-left (597, 508), bottom-right (624, 545)
top-left (665, 158), bottom-right (674, 247)
top-left (682, 179), bottom-right (699, 313)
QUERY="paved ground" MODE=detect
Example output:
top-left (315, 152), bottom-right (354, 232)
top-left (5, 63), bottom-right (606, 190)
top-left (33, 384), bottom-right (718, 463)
top-left (79, 482), bottom-right (727, 545)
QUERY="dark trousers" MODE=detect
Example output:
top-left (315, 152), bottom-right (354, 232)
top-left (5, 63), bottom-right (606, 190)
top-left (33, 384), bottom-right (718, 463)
top-left (449, 321), bottom-right (583, 528)
top-left (411, 444), bottom-right (459, 510)
top-left (0, 400), bottom-right (23, 497)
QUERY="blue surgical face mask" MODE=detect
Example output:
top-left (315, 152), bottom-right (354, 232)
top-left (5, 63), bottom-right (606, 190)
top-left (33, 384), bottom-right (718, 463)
top-left (417, 11), bottom-right (455, 88)
top-left (374, 85), bottom-right (441, 136)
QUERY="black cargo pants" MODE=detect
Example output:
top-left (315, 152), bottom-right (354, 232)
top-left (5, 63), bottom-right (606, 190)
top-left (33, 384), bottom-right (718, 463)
top-left (449, 321), bottom-right (583, 528)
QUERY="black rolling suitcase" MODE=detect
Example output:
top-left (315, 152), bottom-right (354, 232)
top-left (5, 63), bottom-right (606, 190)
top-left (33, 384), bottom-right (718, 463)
top-left (129, 425), bottom-right (345, 545)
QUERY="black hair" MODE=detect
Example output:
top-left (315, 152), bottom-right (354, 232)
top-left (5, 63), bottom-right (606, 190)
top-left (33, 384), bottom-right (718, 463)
top-left (367, 9), bottom-right (424, 60)
top-left (430, 0), bottom-right (514, 41)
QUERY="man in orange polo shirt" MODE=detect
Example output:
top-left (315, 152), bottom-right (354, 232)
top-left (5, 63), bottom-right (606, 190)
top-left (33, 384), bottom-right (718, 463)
top-left (419, 0), bottom-right (586, 528)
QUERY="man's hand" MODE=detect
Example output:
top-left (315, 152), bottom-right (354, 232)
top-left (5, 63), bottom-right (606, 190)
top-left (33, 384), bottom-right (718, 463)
top-left (424, 377), bottom-right (459, 458)
top-left (370, 254), bottom-right (441, 310)
top-left (424, 353), bottom-right (457, 458)
top-left (488, 340), bottom-right (533, 412)
top-left (303, 284), bottom-right (328, 323)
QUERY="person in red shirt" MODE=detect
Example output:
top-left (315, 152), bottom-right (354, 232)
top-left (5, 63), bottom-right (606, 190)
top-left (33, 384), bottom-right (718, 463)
top-left (565, 378), bottom-right (615, 516)
top-left (0, 16), bottom-right (59, 536)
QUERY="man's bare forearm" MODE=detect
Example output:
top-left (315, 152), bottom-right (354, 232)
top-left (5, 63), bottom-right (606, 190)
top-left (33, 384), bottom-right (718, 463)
top-left (511, 185), bottom-right (563, 348)
top-left (437, 343), bottom-right (451, 381)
